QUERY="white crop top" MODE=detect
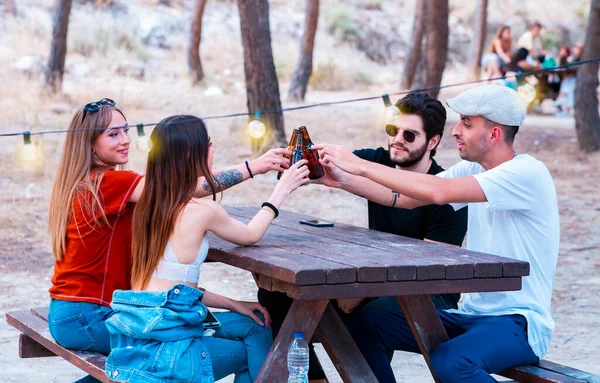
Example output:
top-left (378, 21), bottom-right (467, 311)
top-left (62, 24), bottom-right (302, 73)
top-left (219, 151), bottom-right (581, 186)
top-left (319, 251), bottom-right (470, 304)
top-left (152, 237), bottom-right (209, 284)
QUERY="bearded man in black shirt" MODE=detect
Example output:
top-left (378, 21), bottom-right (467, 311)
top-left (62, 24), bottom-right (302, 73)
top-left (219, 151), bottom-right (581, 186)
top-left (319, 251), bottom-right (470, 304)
top-left (257, 93), bottom-right (467, 383)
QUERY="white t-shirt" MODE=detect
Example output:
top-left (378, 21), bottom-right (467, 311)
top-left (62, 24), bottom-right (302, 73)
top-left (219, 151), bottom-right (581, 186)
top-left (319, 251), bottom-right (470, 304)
top-left (437, 154), bottom-right (559, 358)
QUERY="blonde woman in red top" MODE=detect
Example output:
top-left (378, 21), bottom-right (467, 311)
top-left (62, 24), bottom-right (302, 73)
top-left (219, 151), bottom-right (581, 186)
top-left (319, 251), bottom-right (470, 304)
top-left (47, 99), bottom-right (290, 369)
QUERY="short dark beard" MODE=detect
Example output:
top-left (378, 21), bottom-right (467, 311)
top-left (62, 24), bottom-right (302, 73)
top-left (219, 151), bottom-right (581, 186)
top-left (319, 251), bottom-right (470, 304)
top-left (389, 140), bottom-right (429, 168)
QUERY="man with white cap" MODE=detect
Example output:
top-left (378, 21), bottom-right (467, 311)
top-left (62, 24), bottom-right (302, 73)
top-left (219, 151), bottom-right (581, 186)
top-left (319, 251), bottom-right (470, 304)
top-left (312, 85), bottom-right (559, 383)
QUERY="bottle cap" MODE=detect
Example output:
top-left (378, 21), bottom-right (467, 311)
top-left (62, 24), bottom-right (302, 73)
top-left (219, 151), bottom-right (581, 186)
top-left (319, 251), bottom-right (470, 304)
top-left (293, 331), bottom-right (304, 339)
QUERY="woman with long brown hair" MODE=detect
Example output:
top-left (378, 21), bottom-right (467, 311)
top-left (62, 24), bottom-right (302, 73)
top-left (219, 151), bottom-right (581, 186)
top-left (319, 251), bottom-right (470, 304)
top-left (104, 115), bottom-right (309, 382)
top-left (47, 99), bottom-right (291, 372)
top-left (481, 25), bottom-right (513, 80)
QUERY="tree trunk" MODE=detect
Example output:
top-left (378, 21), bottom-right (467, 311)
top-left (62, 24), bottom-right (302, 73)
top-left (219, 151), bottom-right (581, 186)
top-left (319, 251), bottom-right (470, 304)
top-left (45, 0), bottom-right (73, 93)
top-left (422, 0), bottom-right (449, 99)
top-left (574, 0), bottom-right (600, 152)
top-left (400, 1), bottom-right (426, 90)
top-left (466, 0), bottom-right (488, 81)
top-left (288, 0), bottom-right (319, 102)
top-left (188, 0), bottom-right (208, 83)
top-left (237, 0), bottom-right (286, 152)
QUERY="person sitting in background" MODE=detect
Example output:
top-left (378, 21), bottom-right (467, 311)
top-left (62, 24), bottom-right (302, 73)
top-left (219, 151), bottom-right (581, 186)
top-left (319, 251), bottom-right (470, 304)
top-left (517, 21), bottom-right (545, 63)
top-left (555, 43), bottom-right (583, 115)
top-left (481, 25), bottom-right (513, 80)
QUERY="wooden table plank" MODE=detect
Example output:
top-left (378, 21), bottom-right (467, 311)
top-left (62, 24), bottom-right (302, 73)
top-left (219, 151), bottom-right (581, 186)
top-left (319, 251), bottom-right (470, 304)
top-left (284, 277), bottom-right (523, 300)
top-left (234, 207), bottom-right (530, 280)
top-left (208, 235), bottom-right (327, 285)
top-left (230, 207), bottom-right (448, 281)
top-left (223, 213), bottom-right (359, 284)
top-left (6, 310), bottom-right (113, 382)
top-left (227, 210), bottom-right (395, 282)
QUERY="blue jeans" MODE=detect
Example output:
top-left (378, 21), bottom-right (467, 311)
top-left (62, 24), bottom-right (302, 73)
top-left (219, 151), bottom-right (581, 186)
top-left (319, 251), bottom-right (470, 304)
top-left (48, 299), bottom-right (114, 354)
top-left (206, 311), bottom-right (273, 383)
top-left (347, 298), bottom-right (539, 383)
top-left (49, 299), bottom-right (114, 383)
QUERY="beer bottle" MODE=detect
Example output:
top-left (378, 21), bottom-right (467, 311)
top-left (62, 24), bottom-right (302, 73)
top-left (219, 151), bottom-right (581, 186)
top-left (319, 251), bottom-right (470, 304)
top-left (298, 126), bottom-right (324, 180)
top-left (290, 133), bottom-right (305, 167)
top-left (277, 129), bottom-right (299, 180)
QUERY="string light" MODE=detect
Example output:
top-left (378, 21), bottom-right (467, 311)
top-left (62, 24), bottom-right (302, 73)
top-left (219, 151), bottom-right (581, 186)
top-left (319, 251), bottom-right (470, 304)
top-left (518, 84), bottom-right (536, 105)
top-left (1, 58), bottom-right (599, 145)
top-left (135, 124), bottom-right (152, 152)
top-left (382, 94), bottom-right (400, 123)
top-left (21, 131), bottom-right (39, 163)
top-left (248, 110), bottom-right (266, 139)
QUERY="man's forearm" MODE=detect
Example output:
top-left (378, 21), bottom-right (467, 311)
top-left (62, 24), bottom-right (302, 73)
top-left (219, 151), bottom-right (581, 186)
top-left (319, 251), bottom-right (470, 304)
top-left (341, 173), bottom-right (425, 209)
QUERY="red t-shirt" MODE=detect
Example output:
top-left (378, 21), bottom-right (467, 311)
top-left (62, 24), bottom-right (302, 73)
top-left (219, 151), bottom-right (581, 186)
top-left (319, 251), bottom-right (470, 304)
top-left (49, 169), bottom-right (143, 307)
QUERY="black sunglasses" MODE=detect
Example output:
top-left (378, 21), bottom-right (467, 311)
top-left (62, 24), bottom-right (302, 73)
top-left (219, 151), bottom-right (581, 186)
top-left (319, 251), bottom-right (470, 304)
top-left (82, 98), bottom-right (116, 123)
top-left (385, 124), bottom-right (417, 143)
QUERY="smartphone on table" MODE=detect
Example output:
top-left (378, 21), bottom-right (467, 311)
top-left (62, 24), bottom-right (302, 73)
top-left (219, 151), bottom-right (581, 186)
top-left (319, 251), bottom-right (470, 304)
top-left (299, 219), bottom-right (334, 228)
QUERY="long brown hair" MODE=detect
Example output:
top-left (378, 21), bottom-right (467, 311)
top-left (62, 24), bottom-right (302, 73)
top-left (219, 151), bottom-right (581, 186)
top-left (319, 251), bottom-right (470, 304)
top-left (131, 115), bottom-right (219, 290)
top-left (49, 104), bottom-right (126, 261)
top-left (487, 24), bottom-right (512, 54)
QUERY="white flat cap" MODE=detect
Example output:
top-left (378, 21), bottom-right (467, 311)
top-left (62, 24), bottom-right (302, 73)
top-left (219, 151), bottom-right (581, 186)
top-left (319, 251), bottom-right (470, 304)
top-left (446, 85), bottom-right (527, 126)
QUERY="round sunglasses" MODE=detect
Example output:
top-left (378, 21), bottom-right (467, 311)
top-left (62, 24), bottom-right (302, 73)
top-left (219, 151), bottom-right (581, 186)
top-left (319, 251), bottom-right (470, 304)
top-left (82, 98), bottom-right (116, 123)
top-left (385, 124), bottom-right (417, 143)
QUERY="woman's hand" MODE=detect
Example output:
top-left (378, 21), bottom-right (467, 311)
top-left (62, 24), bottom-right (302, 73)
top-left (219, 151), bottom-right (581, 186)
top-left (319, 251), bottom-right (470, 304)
top-left (276, 159), bottom-right (310, 195)
top-left (249, 148), bottom-right (291, 175)
top-left (230, 300), bottom-right (271, 327)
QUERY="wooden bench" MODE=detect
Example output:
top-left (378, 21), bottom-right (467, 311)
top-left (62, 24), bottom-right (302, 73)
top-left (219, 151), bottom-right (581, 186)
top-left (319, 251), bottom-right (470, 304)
top-left (5, 306), bottom-right (600, 383)
top-left (6, 307), bottom-right (114, 383)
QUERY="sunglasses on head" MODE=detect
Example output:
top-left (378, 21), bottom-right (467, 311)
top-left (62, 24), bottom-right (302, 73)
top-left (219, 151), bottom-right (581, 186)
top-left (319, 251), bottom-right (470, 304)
top-left (385, 124), bottom-right (417, 143)
top-left (82, 98), bottom-right (116, 123)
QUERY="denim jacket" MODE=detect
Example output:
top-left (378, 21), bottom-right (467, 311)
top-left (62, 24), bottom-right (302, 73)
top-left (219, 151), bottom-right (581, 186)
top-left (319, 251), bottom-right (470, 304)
top-left (105, 284), bottom-right (215, 383)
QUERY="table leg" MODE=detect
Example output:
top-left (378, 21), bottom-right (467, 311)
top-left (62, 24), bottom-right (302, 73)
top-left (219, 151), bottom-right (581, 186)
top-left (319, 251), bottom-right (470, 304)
top-left (255, 299), bottom-right (329, 382)
top-left (397, 295), bottom-right (449, 383)
top-left (314, 303), bottom-right (379, 383)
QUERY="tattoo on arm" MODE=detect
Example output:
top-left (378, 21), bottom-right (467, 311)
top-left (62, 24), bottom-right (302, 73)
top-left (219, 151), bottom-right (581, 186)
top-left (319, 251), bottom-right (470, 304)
top-left (202, 169), bottom-right (244, 191)
top-left (390, 191), bottom-right (401, 207)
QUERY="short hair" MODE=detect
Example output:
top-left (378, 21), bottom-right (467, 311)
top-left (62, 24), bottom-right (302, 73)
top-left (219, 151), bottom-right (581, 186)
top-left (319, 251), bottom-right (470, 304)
top-left (394, 93), bottom-right (447, 157)
top-left (484, 118), bottom-right (520, 143)
top-left (531, 21), bottom-right (543, 29)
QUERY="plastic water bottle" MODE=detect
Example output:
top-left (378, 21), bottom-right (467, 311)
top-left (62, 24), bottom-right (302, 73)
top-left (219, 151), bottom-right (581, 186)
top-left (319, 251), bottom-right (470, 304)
top-left (287, 331), bottom-right (309, 383)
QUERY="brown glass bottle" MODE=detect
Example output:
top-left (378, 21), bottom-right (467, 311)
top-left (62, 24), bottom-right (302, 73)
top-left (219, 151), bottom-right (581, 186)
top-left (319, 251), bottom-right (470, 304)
top-left (298, 126), bottom-right (324, 180)
top-left (290, 133), bottom-right (305, 167)
top-left (277, 129), bottom-right (300, 180)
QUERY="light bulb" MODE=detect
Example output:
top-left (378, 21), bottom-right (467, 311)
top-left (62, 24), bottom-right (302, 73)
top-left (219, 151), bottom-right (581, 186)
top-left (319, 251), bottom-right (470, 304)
top-left (518, 84), bottom-right (536, 105)
top-left (385, 104), bottom-right (401, 122)
top-left (248, 110), bottom-right (266, 139)
top-left (248, 120), bottom-right (266, 139)
top-left (22, 143), bottom-right (38, 162)
top-left (382, 94), bottom-right (400, 123)
top-left (136, 135), bottom-right (152, 152)
top-left (20, 131), bottom-right (40, 164)
top-left (135, 124), bottom-right (152, 152)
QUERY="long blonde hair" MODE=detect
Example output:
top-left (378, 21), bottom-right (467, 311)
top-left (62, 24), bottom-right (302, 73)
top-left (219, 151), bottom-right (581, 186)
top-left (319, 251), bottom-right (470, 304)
top-left (131, 115), bottom-right (218, 290)
top-left (487, 25), bottom-right (512, 54)
top-left (49, 104), bottom-right (126, 261)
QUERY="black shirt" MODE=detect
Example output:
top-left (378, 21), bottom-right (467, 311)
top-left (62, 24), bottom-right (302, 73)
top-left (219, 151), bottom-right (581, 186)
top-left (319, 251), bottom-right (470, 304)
top-left (507, 47), bottom-right (530, 72)
top-left (354, 147), bottom-right (468, 309)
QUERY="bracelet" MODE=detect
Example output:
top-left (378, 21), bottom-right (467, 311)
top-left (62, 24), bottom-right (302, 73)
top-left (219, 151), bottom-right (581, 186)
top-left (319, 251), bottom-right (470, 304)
top-left (261, 202), bottom-right (279, 219)
top-left (245, 160), bottom-right (254, 178)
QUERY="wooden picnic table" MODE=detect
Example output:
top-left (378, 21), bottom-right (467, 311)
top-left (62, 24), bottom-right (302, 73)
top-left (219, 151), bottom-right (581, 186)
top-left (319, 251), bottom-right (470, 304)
top-left (207, 206), bottom-right (531, 383)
